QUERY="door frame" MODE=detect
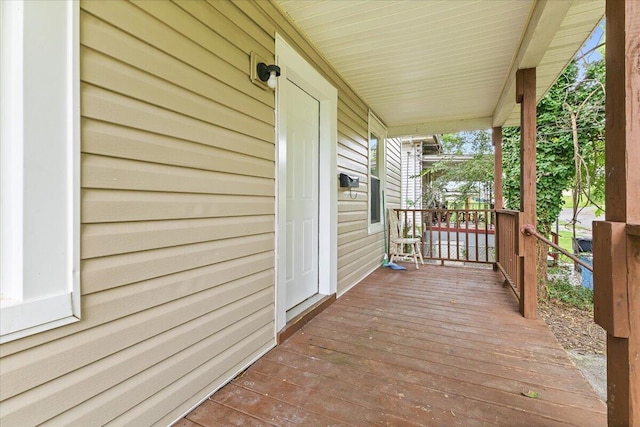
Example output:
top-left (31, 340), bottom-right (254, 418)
top-left (275, 34), bottom-right (337, 333)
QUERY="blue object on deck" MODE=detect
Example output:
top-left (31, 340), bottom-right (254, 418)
top-left (579, 255), bottom-right (593, 290)
top-left (386, 262), bottom-right (407, 270)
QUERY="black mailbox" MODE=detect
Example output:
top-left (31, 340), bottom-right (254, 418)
top-left (339, 173), bottom-right (359, 188)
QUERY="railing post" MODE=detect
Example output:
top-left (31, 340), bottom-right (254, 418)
top-left (516, 67), bottom-right (537, 319)
top-left (493, 211), bottom-right (500, 270)
top-left (595, 1), bottom-right (640, 424)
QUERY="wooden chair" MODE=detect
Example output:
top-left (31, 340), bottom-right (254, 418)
top-left (388, 209), bottom-right (424, 269)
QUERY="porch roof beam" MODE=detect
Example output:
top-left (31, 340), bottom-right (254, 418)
top-left (491, 0), bottom-right (572, 128)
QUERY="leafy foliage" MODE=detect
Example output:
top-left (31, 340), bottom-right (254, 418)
top-left (522, 391), bottom-right (540, 399)
top-left (545, 268), bottom-right (593, 310)
top-left (571, 58), bottom-right (606, 214)
top-left (502, 58), bottom-right (605, 235)
top-left (502, 52), bottom-right (605, 293)
top-left (421, 131), bottom-right (494, 208)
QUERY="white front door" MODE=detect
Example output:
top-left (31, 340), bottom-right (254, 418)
top-left (275, 34), bottom-right (338, 333)
top-left (285, 81), bottom-right (320, 310)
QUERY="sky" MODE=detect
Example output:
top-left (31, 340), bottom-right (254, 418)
top-left (576, 19), bottom-right (605, 64)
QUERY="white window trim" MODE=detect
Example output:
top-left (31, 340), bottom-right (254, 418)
top-left (0, 0), bottom-right (80, 343)
top-left (368, 112), bottom-right (387, 235)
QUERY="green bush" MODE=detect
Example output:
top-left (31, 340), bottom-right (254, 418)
top-left (545, 272), bottom-right (593, 310)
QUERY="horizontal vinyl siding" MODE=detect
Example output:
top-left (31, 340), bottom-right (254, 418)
top-left (336, 98), bottom-right (384, 292)
top-left (401, 142), bottom-right (423, 208)
top-left (386, 137), bottom-right (402, 208)
top-left (0, 1), bottom-right (277, 425)
top-left (0, 0), bottom-right (390, 425)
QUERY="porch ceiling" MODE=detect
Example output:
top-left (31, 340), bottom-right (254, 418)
top-left (274, 0), bottom-right (604, 136)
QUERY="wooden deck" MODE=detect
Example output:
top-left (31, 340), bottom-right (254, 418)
top-left (178, 265), bottom-right (607, 426)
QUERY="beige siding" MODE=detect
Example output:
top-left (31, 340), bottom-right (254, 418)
top-left (386, 138), bottom-right (402, 208)
top-left (0, 0), bottom-right (389, 424)
top-left (1, 1), bottom-right (276, 425)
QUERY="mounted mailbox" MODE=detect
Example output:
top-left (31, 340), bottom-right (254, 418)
top-left (339, 173), bottom-right (359, 188)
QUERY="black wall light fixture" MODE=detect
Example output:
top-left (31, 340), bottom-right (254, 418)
top-left (257, 62), bottom-right (281, 89)
top-left (250, 52), bottom-right (280, 90)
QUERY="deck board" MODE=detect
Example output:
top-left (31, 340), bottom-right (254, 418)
top-left (184, 265), bottom-right (607, 426)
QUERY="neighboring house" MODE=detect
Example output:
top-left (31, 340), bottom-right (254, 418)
top-left (3, 1), bottom-right (636, 426)
top-left (400, 135), bottom-right (441, 209)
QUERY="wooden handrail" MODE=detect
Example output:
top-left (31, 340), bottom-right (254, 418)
top-left (495, 209), bottom-right (519, 216)
top-left (520, 224), bottom-right (593, 272)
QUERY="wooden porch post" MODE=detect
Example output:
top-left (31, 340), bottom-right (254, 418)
top-left (516, 68), bottom-right (537, 319)
top-left (492, 127), bottom-right (503, 210)
top-left (593, 1), bottom-right (640, 425)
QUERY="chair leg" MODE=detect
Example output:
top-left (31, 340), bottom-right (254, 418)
top-left (416, 242), bottom-right (425, 265)
top-left (411, 244), bottom-right (418, 269)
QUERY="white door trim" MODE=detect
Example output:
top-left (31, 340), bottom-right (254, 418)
top-left (275, 34), bottom-right (337, 333)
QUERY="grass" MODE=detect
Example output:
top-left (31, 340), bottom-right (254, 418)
top-left (561, 188), bottom-right (599, 210)
top-left (555, 191), bottom-right (597, 261)
top-left (545, 267), bottom-right (593, 310)
top-left (557, 229), bottom-right (573, 254)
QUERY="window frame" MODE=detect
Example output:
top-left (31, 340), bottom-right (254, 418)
top-left (367, 112), bottom-right (387, 235)
top-left (0, 0), bottom-right (80, 343)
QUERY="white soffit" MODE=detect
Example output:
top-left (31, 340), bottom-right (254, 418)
top-left (274, 0), bottom-right (604, 136)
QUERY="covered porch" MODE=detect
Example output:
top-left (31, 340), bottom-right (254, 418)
top-left (2, 1), bottom-right (637, 425)
top-left (184, 0), bottom-right (636, 424)
top-left (181, 264), bottom-right (605, 426)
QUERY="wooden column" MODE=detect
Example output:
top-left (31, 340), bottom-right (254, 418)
top-left (516, 68), bottom-right (537, 319)
top-left (492, 127), bottom-right (504, 210)
top-left (593, 1), bottom-right (640, 425)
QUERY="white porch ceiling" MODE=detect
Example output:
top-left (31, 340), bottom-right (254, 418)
top-left (274, 0), bottom-right (604, 136)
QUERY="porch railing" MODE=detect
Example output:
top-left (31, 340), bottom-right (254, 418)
top-left (393, 209), bottom-right (588, 306)
top-left (495, 210), bottom-right (522, 297)
top-left (520, 224), bottom-right (593, 272)
top-left (393, 208), bottom-right (495, 264)
top-left (493, 213), bottom-right (596, 302)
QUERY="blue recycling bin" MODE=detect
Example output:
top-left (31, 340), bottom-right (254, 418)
top-left (579, 255), bottom-right (593, 290)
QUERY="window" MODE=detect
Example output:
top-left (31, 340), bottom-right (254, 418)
top-left (0, 0), bottom-right (80, 343)
top-left (368, 112), bottom-right (386, 234)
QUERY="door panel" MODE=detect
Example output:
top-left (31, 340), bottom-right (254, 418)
top-left (285, 80), bottom-right (320, 310)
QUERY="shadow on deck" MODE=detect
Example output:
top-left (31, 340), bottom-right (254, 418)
top-left (179, 264), bottom-right (606, 426)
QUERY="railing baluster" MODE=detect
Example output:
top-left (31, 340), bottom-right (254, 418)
top-left (449, 211), bottom-right (452, 260)
top-left (391, 208), bottom-right (498, 267)
top-left (465, 210), bottom-right (469, 262)
top-left (456, 210), bottom-right (460, 261)
top-left (438, 211), bottom-right (442, 263)
top-left (485, 209), bottom-right (489, 262)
